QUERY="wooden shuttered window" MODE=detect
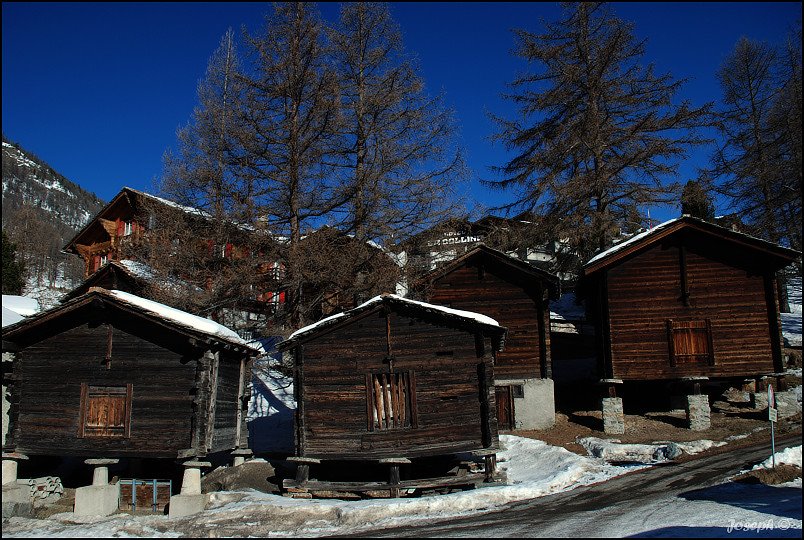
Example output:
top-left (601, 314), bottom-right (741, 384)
top-left (78, 384), bottom-right (133, 438)
top-left (366, 371), bottom-right (418, 431)
top-left (666, 319), bottom-right (714, 366)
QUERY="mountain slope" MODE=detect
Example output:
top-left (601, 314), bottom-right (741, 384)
top-left (2, 135), bottom-right (105, 306)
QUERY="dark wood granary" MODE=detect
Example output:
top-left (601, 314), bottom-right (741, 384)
top-left (1, 288), bottom-right (258, 461)
top-left (579, 216), bottom-right (799, 384)
top-left (414, 244), bottom-right (560, 430)
top-left (277, 294), bottom-right (506, 471)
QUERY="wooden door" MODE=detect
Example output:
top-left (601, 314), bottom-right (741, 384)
top-left (496, 386), bottom-right (515, 431)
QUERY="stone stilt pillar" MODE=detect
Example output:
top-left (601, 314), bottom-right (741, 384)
top-left (599, 379), bottom-right (624, 435)
top-left (2, 452), bottom-right (28, 485)
top-left (287, 456), bottom-right (321, 484)
top-left (179, 461), bottom-right (210, 495)
top-left (750, 376), bottom-right (769, 410)
top-left (685, 395), bottom-right (711, 431)
top-left (601, 397), bottom-right (625, 434)
top-left (74, 459), bottom-right (119, 516)
top-left (681, 377), bottom-right (710, 431)
top-left (168, 460), bottom-right (211, 519)
top-left (2, 453), bottom-right (31, 518)
top-left (231, 448), bottom-right (253, 467)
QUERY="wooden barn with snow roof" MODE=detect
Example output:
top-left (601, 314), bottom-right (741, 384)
top-left (415, 244), bottom-right (560, 430)
top-left (2, 288), bottom-right (258, 485)
top-left (277, 294), bottom-right (507, 496)
top-left (580, 216), bottom-right (799, 383)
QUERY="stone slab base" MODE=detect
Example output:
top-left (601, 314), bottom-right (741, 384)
top-left (2, 501), bottom-right (33, 519)
top-left (74, 483), bottom-right (119, 516)
top-left (168, 493), bottom-right (209, 519)
top-left (3, 482), bottom-right (31, 504)
top-left (3, 482), bottom-right (33, 517)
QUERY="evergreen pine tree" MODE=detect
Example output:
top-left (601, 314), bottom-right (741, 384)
top-left (2, 229), bottom-right (26, 295)
top-left (681, 179), bottom-right (715, 221)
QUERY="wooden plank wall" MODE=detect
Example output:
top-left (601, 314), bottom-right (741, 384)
top-left (298, 310), bottom-right (498, 459)
top-left (10, 324), bottom-right (197, 458)
top-left (606, 243), bottom-right (776, 380)
top-left (428, 264), bottom-right (545, 380)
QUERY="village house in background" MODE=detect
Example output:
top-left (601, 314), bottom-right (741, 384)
top-left (578, 215), bottom-right (800, 434)
top-left (414, 245), bottom-right (560, 430)
top-left (277, 294), bottom-right (506, 497)
top-left (398, 213), bottom-right (575, 282)
top-left (1, 288), bottom-right (258, 517)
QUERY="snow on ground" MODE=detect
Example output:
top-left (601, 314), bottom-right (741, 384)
top-left (248, 366), bottom-right (296, 453)
top-left (1, 435), bottom-right (644, 538)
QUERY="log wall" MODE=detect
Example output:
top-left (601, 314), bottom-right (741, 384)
top-left (605, 242), bottom-right (777, 380)
top-left (428, 264), bottom-right (547, 380)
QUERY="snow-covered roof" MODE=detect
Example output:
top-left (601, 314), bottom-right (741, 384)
top-left (2, 306), bottom-right (24, 328)
top-left (417, 243), bottom-right (560, 299)
top-left (283, 294), bottom-right (504, 347)
top-left (585, 217), bottom-right (683, 267)
top-left (107, 290), bottom-right (250, 346)
top-left (3, 288), bottom-right (258, 353)
top-left (2, 295), bottom-right (40, 318)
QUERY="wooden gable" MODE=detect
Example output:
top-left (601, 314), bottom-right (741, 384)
top-left (418, 245), bottom-right (559, 380)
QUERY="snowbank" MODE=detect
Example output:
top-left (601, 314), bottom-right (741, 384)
top-left (753, 445), bottom-right (802, 471)
top-left (579, 437), bottom-right (726, 464)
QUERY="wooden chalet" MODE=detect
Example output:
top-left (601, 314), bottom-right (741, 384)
top-left (416, 245), bottom-right (560, 430)
top-left (63, 187), bottom-right (156, 278)
top-left (580, 216), bottom-right (800, 384)
top-left (1, 288), bottom-right (258, 463)
top-left (277, 294), bottom-right (506, 495)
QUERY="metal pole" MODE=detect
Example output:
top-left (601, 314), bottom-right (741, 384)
top-left (768, 385), bottom-right (776, 468)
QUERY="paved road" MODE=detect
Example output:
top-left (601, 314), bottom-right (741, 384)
top-left (343, 434), bottom-right (802, 538)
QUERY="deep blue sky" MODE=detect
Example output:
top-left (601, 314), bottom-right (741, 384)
top-left (3, 2), bottom-right (801, 224)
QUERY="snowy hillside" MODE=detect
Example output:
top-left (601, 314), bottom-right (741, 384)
top-left (2, 136), bottom-right (105, 307)
top-left (2, 139), bottom-right (104, 230)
